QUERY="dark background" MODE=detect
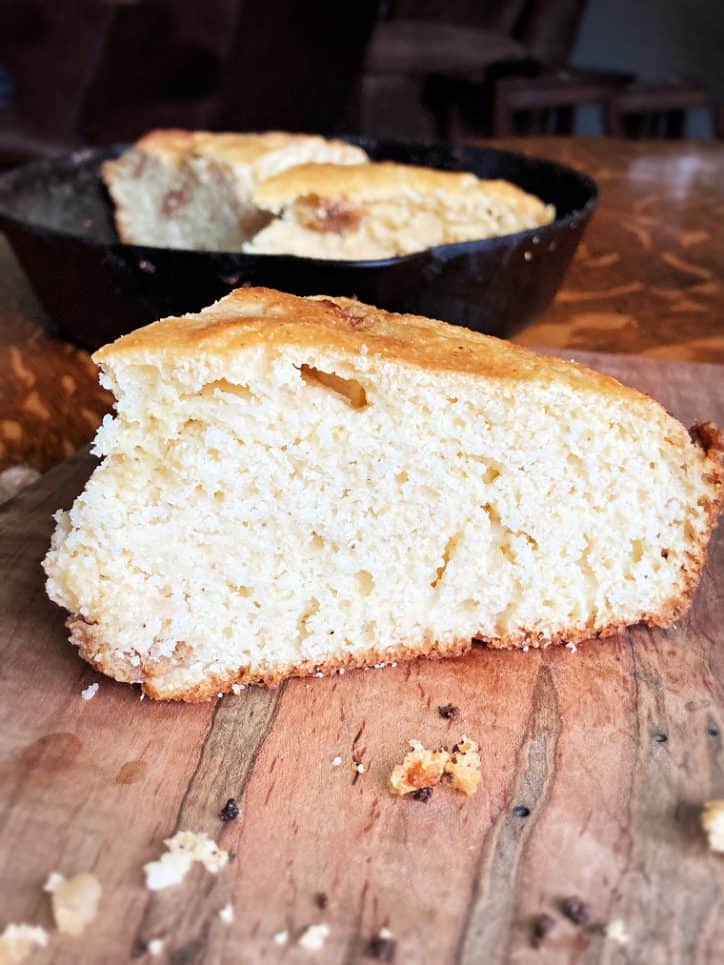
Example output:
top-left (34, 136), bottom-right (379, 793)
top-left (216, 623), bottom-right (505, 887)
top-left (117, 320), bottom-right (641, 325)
top-left (0, 0), bottom-right (722, 169)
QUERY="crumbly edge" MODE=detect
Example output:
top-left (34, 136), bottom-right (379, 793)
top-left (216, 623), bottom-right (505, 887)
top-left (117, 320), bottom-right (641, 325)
top-left (61, 423), bottom-right (724, 702)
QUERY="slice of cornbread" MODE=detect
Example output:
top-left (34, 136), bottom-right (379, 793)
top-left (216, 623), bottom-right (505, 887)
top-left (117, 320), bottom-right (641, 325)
top-left (43, 288), bottom-right (723, 700)
top-left (102, 130), bottom-right (368, 251)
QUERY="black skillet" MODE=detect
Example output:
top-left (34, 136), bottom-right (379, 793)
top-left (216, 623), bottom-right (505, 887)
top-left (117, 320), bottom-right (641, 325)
top-left (0, 136), bottom-right (597, 350)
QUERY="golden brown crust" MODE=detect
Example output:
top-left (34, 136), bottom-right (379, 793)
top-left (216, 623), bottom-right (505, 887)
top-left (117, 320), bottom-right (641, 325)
top-left (65, 545), bottom-right (718, 701)
top-left (252, 162), bottom-right (552, 220)
top-left (93, 287), bottom-right (649, 407)
top-left (108, 130), bottom-right (367, 168)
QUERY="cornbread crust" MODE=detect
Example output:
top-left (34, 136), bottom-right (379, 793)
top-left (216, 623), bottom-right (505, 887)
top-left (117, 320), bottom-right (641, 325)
top-left (252, 162), bottom-right (551, 221)
top-left (94, 289), bottom-right (644, 403)
top-left (55, 291), bottom-right (723, 702)
top-left (116, 130), bottom-right (366, 170)
top-left (68, 572), bottom-right (710, 702)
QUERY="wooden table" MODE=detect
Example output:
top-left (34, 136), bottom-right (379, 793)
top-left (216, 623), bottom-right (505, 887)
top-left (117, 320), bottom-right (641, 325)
top-left (1, 351), bottom-right (723, 964)
top-left (2, 137), bottom-right (724, 477)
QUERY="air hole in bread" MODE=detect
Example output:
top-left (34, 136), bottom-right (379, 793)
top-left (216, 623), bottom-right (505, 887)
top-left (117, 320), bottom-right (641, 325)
top-left (300, 364), bottom-right (368, 409)
top-left (200, 379), bottom-right (253, 399)
top-left (432, 533), bottom-right (463, 588)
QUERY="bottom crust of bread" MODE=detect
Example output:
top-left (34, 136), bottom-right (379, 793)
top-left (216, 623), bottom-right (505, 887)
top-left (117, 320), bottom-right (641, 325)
top-left (65, 583), bottom-right (696, 702)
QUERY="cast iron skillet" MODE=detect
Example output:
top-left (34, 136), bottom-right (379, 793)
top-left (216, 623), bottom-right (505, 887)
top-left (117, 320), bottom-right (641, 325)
top-left (0, 137), bottom-right (597, 349)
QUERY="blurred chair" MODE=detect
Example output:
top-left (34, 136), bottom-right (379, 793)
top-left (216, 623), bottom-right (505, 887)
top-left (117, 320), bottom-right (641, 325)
top-left (491, 67), bottom-right (632, 136)
top-left (605, 81), bottom-right (714, 138)
top-left (356, 0), bottom-right (590, 139)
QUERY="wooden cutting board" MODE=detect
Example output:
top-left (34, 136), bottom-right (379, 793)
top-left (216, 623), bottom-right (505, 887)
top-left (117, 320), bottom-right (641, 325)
top-left (1, 352), bottom-right (723, 965)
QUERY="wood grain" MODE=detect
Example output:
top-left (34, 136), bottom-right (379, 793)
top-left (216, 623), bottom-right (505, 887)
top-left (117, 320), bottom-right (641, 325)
top-left (0, 352), bottom-right (723, 964)
top-left (3, 138), bottom-right (724, 475)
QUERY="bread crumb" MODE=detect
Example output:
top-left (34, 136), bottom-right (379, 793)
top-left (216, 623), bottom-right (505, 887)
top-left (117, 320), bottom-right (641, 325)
top-left (51, 872), bottom-right (102, 936)
top-left (298, 923), bottom-right (330, 951)
top-left (144, 831), bottom-right (229, 890)
top-left (605, 919), bottom-right (629, 944)
top-left (43, 871), bottom-right (65, 893)
top-left (565, 642), bottom-right (577, 653)
top-left (216, 692), bottom-right (223, 698)
top-left (231, 683), bottom-right (246, 694)
top-left (366, 926), bottom-right (397, 961)
top-left (355, 762), bottom-right (366, 774)
top-left (389, 737), bottom-right (481, 796)
top-left (218, 903), bottom-right (234, 924)
top-left (0, 924), bottom-right (48, 963)
top-left (445, 737), bottom-right (482, 796)
top-left (701, 800), bottom-right (724, 852)
top-left (331, 755), bottom-right (343, 767)
top-left (273, 930), bottom-right (289, 946)
top-left (81, 682), bottom-right (99, 700)
top-left (389, 740), bottom-right (450, 796)
top-left (147, 938), bottom-right (164, 956)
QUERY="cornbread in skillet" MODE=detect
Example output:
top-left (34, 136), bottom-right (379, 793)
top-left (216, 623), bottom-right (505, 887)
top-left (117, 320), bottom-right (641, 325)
top-left (43, 288), bottom-right (723, 700)
top-left (245, 162), bottom-right (555, 259)
top-left (102, 130), bottom-right (368, 250)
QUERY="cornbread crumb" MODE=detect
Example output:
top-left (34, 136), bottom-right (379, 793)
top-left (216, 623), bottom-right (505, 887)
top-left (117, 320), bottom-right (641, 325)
top-left (0, 924), bottom-right (48, 964)
top-left (366, 927), bottom-right (397, 961)
top-left (331, 756), bottom-right (343, 767)
top-left (389, 740), bottom-right (450, 796)
top-left (298, 923), bottom-right (330, 951)
top-left (605, 919), bottom-right (629, 944)
top-left (51, 872), bottom-right (102, 936)
top-left (445, 738), bottom-right (482, 796)
top-left (81, 682), bottom-right (99, 701)
top-left (147, 938), bottom-right (164, 956)
top-left (144, 831), bottom-right (229, 890)
top-left (218, 903), bottom-right (234, 924)
top-left (43, 871), bottom-right (65, 893)
top-left (273, 930), bottom-right (289, 946)
top-left (389, 738), bottom-right (481, 796)
top-left (701, 800), bottom-right (724, 852)
top-left (355, 762), bottom-right (366, 775)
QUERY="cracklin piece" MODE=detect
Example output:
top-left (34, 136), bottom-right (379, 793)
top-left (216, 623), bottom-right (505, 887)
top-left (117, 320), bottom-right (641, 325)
top-left (44, 287), bottom-right (723, 700)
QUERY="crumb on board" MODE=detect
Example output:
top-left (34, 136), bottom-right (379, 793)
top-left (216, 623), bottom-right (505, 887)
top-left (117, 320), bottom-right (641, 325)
top-left (531, 913), bottom-right (555, 947)
top-left (144, 831), bottom-right (229, 891)
top-left (147, 938), bottom-right (164, 956)
top-left (218, 903), bottom-right (234, 924)
top-left (331, 755), bottom-right (343, 767)
top-left (438, 703), bottom-right (459, 720)
top-left (389, 740), bottom-right (450, 796)
top-left (366, 927), bottom-right (397, 961)
top-left (298, 923), bottom-right (330, 951)
top-left (560, 897), bottom-right (590, 926)
top-left (701, 800), bottom-right (724, 852)
top-left (605, 919), bottom-right (629, 944)
top-left (50, 873), bottom-right (102, 937)
top-left (565, 641), bottom-right (577, 653)
top-left (43, 872), bottom-right (65, 893)
top-left (219, 798), bottom-right (240, 822)
top-left (355, 762), bottom-right (366, 775)
top-left (0, 924), bottom-right (48, 963)
top-left (273, 930), bottom-right (289, 946)
top-left (81, 682), bottom-right (99, 701)
top-left (446, 738), bottom-right (482, 796)
top-left (389, 738), bottom-right (481, 797)
top-left (231, 683), bottom-right (246, 695)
